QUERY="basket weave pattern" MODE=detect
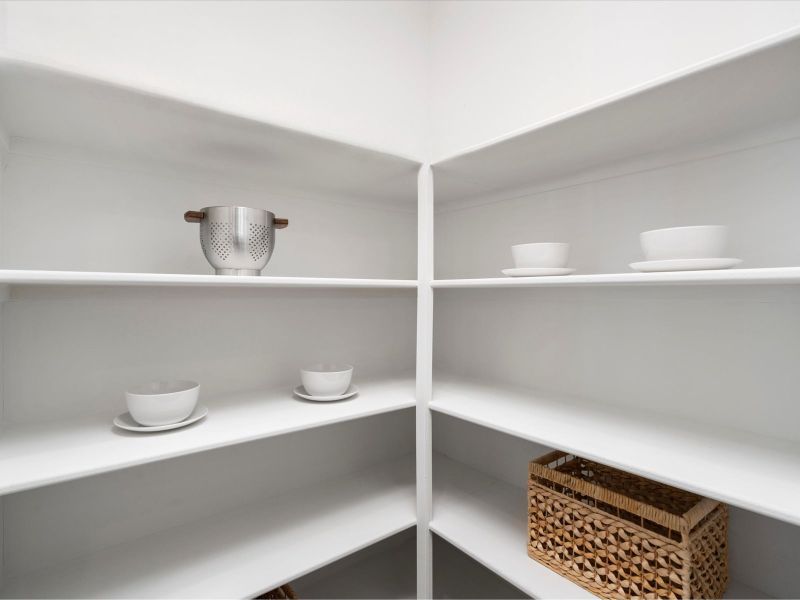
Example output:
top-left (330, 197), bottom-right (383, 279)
top-left (528, 451), bottom-right (728, 599)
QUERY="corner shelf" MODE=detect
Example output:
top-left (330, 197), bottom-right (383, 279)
top-left (431, 376), bottom-right (800, 527)
top-left (433, 455), bottom-right (769, 599)
top-left (0, 377), bottom-right (415, 495)
top-left (432, 267), bottom-right (800, 289)
top-left (0, 270), bottom-right (418, 290)
top-left (0, 456), bottom-right (416, 599)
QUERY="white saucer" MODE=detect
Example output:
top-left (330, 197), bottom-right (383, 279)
top-left (502, 267), bottom-right (576, 277)
top-left (630, 258), bottom-right (742, 272)
top-left (294, 384), bottom-right (359, 402)
top-left (113, 405), bottom-right (209, 432)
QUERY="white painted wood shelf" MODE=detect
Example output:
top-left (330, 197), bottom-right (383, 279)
top-left (0, 58), bottom-right (420, 207)
top-left (432, 454), bottom-right (593, 599)
top-left (432, 267), bottom-right (800, 289)
top-left (432, 455), bottom-right (769, 600)
top-left (0, 377), bottom-right (414, 496)
top-left (433, 30), bottom-right (800, 206)
top-left (0, 269), bottom-right (417, 290)
top-left (0, 456), bottom-right (416, 599)
top-left (432, 376), bottom-right (800, 527)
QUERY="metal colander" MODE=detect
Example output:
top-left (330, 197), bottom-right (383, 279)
top-left (184, 206), bottom-right (289, 276)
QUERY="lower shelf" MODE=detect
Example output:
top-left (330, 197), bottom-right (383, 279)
top-left (431, 376), bottom-right (800, 527)
top-left (0, 456), bottom-right (416, 599)
top-left (432, 454), bottom-right (770, 600)
top-left (432, 454), bottom-right (593, 599)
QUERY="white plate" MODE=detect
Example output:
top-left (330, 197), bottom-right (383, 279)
top-left (113, 405), bottom-right (209, 432)
top-left (629, 258), bottom-right (742, 272)
top-left (502, 267), bottom-right (576, 277)
top-left (293, 384), bottom-right (359, 402)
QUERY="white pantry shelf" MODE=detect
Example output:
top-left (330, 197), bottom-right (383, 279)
top-left (0, 377), bottom-right (414, 496)
top-left (433, 30), bottom-right (800, 206)
top-left (432, 267), bottom-right (800, 289)
top-left (0, 269), bottom-right (417, 290)
top-left (432, 455), bottom-right (769, 600)
top-left (0, 58), bottom-right (420, 206)
top-left (432, 454), bottom-right (593, 599)
top-left (431, 376), bottom-right (800, 527)
top-left (0, 456), bottom-right (416, 599)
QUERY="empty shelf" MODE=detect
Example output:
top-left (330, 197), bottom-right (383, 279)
top-left (433, 31), bottom-right (800, 206)
top-left (0, 377), bottom-right (415, 495)
top-left (0, 58), bottom-right (420, 207)
top-left (431, 376), bottom-right (800, 527)
top-left (0, 456), bottom-right (416, 598)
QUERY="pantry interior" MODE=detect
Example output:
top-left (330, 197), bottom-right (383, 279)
top-left (1, 2), bottom-right (800, 598)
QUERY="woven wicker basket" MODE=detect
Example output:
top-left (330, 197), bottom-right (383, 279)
top-left (256, 584), bottom-right (297, 599)
top-left (528, 451), bottom-right (728, 599)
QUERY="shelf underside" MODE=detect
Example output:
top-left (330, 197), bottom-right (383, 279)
top-left (433, 455), bottom-right (769, 599)
top-left (433, 32), bottom-right (800, 205)
top-left (0, 270), bottom-right (417, 290)
top-left (0, 456), bottom-right (416, 599)
top-left (432, 267), bottom-right (800, 288)
top-left (0, 58), bottom-right (420, 206)
top-left (0, 377), bottom-right (414, 495)
top-left (431, 377), bottom-right (800, 527)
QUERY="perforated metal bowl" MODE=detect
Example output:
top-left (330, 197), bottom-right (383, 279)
top-left (184, 206), bottom-right (289, 276)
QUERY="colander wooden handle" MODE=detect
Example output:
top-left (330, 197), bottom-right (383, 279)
top-left (184, 210), bottom-right (205, 223)
top-left (274, 218), bottom-right (289, 229)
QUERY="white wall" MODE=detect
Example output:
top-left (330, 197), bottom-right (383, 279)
top-left (429, 0), bottom-right (800, 160)
top-left (0, 0), bottom-right (429, 160)
top-left (4, 1), bottom-right (800, 161)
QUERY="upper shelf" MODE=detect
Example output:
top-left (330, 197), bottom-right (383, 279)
top-left (433, 30), bottom-right (800, 206)
top-left (432, 267), bottom-right (800, 288)
top-left (0, 58), bottom-right (420, 207)
top-left (0, 269), bottom-right (417, 291)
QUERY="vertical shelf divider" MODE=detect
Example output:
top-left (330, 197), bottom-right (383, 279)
top-left (416, 164), bottom-right (434, 599)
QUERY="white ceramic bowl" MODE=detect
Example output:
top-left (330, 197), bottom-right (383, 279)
top-left (300, 364), bottom-right (353, 397)
top-left (125, 381), bottom-right (199, 427)
top-left (511, 243), bottom-right (570, 268)
top-left (640, 226), bottom-right (728, 261)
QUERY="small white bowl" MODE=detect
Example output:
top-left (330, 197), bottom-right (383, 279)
top-left (300, 364), bottom-right (353, 398)
top-left (511, 243), bottom-right (570, 268)
top-left (640, 226), bottom-right (728, 261)
top-left (125, 381), bottom-right (199, 427)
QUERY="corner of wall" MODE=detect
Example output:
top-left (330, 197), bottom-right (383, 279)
top-left (422, 0), bottom-right (435, 166)
top-left (0, 1), bottom-right (8, 52)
